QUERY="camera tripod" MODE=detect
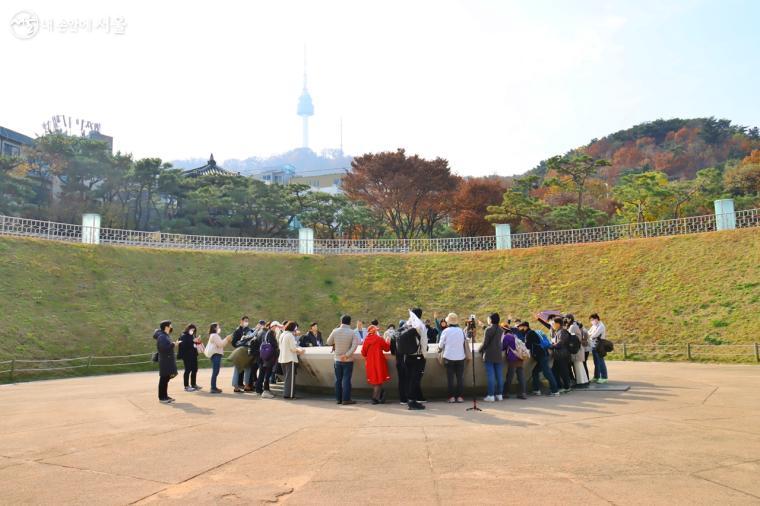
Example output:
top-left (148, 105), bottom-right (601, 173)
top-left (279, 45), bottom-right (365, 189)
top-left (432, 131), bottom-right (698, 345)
top-left (465, 322), bottom-right (481, 412)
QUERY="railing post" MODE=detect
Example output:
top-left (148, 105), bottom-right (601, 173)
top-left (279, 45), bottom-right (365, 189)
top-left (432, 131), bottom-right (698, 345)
top-left (623, 343), bottom-right (627, 360)
top-left (494, 224), bottom-right (512, 250)
top-left (687, 343), bottom-right (692, 361)
top-left (755, 343), bottom-right (759, 363)
top-left (87, 355), bottom-right (92, 372)
top-left (299, 227), bottom-right (314, 255)
top-left (82, 214), bottom-right (101, 245)
top-left (714, 199), bottom-right (736, 231)
top-left (9, 358), bottom-right (14, 382)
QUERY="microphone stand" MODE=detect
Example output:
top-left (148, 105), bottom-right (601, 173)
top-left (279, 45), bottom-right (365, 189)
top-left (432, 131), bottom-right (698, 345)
top-left (465, 322), bottom-right (481, 412)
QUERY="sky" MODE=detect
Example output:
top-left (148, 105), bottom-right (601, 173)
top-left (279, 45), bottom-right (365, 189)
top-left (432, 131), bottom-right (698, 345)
top-left (2, 0), bottom-right (759, 176)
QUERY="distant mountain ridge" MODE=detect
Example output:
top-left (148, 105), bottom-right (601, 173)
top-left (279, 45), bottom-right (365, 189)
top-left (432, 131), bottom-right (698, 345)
top-left (527, 117), bottom-right (760, 182)
top-left (171, 147), bottom-right (352, 176)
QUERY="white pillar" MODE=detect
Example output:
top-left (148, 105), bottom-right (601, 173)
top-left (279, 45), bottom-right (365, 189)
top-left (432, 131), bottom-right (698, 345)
top-left (714, 199), bottom-right (736, 231)
top-left (299, 227), bottom-right (314, 254)
top-left (82, 213), bottom-right (101, 244)
top-left (494, 223), bottom-right (512, 250)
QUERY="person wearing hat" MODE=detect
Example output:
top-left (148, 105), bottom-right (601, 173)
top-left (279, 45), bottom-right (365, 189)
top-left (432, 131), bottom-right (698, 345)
top-left (438, 313), bottom-right (467, 403)
top-left (361, 324), bottom-right (391, 404)
top-left (154, 320), bottom-right (178, 403)
top-left (480, 313), bottom-right (505, 402)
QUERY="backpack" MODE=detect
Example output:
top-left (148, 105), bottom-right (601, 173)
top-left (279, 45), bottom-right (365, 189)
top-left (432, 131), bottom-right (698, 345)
top-left (567, 333), bottom-right (581, 355)
top-left (536, 330), bottom-right (552, 350)
top-left (259, 336), bottom-right (275, 362)
top-left (396, 326), bottom-right (421, 356)
top-left (509, 335), bottom-right (531, 361)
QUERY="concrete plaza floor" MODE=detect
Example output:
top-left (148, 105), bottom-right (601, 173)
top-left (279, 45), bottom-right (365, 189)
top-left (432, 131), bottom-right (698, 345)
top-left (0, 361), bottom-right (759, 505)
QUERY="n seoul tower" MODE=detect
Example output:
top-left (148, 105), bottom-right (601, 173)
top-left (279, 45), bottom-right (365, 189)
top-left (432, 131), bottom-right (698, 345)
top-left (296, 49), bottom-right (314, 149)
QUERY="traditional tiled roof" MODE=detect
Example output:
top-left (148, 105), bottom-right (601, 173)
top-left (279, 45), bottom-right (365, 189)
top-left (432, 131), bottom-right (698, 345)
top-left (0, 126), bottom-right (35, 146)
top-left (182, 154), bottom-right (235, 177)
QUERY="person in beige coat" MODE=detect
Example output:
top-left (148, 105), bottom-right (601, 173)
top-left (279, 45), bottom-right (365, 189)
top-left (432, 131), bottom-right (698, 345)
top-left (278, 321), bottom-right (304, 399)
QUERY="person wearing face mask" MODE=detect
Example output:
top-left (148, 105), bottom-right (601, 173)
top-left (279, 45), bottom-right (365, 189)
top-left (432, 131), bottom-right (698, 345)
top-left (205, 322), bottom-right (232, 394)
top-left (154, 320), bottom-right (178, 403)
top-left (177, 323), bottom-right (202, 392)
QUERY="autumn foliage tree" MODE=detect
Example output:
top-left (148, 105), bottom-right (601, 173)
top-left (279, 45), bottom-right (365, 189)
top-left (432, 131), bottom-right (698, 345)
top-left (451, 177), bottom-right (507, 236)
top-left (342, 149), bottom-right (460, 239)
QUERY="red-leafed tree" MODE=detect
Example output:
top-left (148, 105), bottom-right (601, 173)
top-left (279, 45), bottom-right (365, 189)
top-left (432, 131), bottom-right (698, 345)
top-left (450, 177), bottom-right (508, 236)
top-left (342, 149), bottom-right (460, 239)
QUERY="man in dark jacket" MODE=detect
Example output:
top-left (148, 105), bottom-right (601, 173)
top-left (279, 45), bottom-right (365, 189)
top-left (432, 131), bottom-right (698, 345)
top-left (154, 320), bottom-right (178, 403)
top-left (389, 320), bottom-right (408, 405)
top-left (231, 316), bottom-right (253, 392)
top-left (550, 317), bottom-right (572, 392)
top-left (299, 322), bottom-right (323, 347)
top-left (521, 321), bottom-right (559, 396)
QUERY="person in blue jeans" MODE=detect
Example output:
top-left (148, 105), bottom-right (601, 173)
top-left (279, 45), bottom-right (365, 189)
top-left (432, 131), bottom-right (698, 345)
top-left (206, 323), bottom-right (231, 394)
top-left (589, 313), bottom-right (609, 383)
top-left (326, 315), bottom-right (360, 405)
top-left (480, 313), bottom-right (505, 402)
top-left (521, 322), bottom-right (559, 396)
top-left (334, 361), bottom-right (354, 404)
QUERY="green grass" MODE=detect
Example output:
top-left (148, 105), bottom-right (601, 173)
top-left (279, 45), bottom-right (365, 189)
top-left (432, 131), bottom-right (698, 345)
top-left (0, 227), bottom-right (759, 376)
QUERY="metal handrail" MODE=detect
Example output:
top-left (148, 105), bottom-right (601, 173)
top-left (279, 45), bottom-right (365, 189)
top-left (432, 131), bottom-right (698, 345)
top-left (0, 208), bottom-right (757, 254)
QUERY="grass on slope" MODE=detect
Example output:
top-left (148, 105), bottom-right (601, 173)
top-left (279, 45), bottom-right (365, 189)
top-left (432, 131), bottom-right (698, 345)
top-left (0, 227), bottom-right (758, 371)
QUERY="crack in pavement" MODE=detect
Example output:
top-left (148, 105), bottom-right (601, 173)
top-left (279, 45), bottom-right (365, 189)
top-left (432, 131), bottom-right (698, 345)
top-left (128, 426), bottom-right (306, 505)
top-left (692, 473), bottom-right (760, 500)
top-left (422, 426), bottom-right (442, 506)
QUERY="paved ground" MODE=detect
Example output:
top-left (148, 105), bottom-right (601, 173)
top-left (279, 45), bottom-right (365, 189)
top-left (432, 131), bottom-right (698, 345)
top-left (0, 361), bottom-right (759, 505)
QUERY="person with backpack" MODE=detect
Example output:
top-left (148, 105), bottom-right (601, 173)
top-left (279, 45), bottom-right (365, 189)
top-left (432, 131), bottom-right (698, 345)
top-left (396, 308), bottom-right (428, 410)
top-left (205, 322), bottom-right (231, 394)
top-left (389, 320), bottom-right (408, 405)
top-left (589, 313), bottom-right (609, 383)
top-left (154, 320), bottom-right (178, 404)
top-left (438, 313), bottom-right (467, 403)
top-left (550, 317), bottom-right (572, 393)
top-left (522, 322), bottom-right (559, 396)
top-left (480, 313), bottom-right (505, 402)
top-left (230, 316), bottom-right (254, 393)
top-left (502, 330), bottom-right (528, 400)
top-left (565, 314), bottom-right (589, 389)
top-left (361, 324), bottom-right (391, 404)
top-left (177, 323), bottom-right (202, 392)
top-left (326, 315), bottom-right (360, 405)
top-left (278, 321), bottom-right (304, 399)
top-left (255, 321), bottom-right (280, 398)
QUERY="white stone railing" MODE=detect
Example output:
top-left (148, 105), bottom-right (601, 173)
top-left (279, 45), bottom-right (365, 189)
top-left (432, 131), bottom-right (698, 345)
top-left (0, 202), bottom-right (757, 255)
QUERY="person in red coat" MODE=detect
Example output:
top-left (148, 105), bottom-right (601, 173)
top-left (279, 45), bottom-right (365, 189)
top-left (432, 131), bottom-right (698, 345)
top-left (361, 325), bottom-right (391, 404)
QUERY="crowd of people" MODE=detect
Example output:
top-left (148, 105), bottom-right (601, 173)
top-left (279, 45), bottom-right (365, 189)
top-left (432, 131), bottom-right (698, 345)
top-left (152, 309), bottom-right (611, 409)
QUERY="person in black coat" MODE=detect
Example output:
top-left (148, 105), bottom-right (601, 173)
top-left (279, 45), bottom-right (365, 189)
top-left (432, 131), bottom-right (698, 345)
top-left (521, 321), bottom-right (559, 396)
top-left (255, 323), bottom-right (280, 397)
top-left (177, 324), bottom-right (201, 392)
top-left (154, 320), bottom-right (178, 403)
top-left (550, 317), bottom-right (572, 392)
top-left (299, 322), bottom-right (323, 347)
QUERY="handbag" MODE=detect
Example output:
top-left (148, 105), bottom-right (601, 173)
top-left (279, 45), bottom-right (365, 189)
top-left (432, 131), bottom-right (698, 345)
top-left (195, 342), bottom-right (205, 355)
top-left (436, 342), bottom-right (445, 366)
top-left (463, 337), bottom-right (472, 361)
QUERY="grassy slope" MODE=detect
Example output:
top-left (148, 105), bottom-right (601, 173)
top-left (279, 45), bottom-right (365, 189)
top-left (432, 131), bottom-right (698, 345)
top-left (0, 228), bottom-right (758, 363)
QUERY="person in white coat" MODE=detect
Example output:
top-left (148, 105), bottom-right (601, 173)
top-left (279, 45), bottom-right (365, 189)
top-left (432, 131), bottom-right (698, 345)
top-left (565, 314), bottom-right (589, 388)
top-left (278, 321), bottom-right (304, 399)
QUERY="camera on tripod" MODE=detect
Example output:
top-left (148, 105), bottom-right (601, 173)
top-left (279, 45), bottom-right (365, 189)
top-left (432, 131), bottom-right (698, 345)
top-left (465, 314), bottom-right (477, 339)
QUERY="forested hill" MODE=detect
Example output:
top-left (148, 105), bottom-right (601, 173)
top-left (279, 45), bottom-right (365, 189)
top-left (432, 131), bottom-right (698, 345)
top-left (529, 117), bottom-right (760, 183)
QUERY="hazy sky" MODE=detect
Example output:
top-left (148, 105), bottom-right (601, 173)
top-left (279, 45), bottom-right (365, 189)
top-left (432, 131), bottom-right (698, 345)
top-left (3, 0), bottom-right (759, 176)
